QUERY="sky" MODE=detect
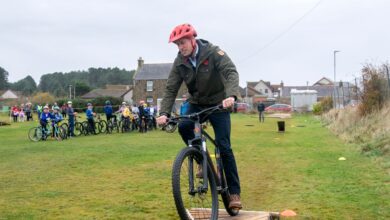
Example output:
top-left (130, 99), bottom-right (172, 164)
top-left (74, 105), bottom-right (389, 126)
top-left (1, 0), bottom-right (390, 87)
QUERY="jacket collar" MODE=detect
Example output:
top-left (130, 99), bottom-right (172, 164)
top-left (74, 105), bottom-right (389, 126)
top-left (176, 39), bottom-right (213, 68)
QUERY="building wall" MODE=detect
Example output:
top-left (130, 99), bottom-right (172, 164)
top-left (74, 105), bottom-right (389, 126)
top-left (1, 90), bottom-right (18, 99)
top-left (133, 79), bottom-right (187, 105)
top-left (123, 90), bottom-right (133, 104)
top-left (253, 82), bottom-right (273, 98)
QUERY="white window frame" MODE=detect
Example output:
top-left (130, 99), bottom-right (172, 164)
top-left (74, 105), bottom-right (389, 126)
top-left (146, 81), bottom-right (153, 92)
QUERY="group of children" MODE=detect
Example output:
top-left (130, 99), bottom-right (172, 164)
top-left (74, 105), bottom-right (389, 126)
top-left (38, 101), bottom-right (77, 139)
top-left (103, 100), bottom-right (157, 132)
top-left (10, 103), bottom-right (34, 122)
top-left (36, 100), bottom-right (159, 139)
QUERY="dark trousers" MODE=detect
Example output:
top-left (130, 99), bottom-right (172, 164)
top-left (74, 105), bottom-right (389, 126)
top-left (259, 111), bottom-right (265, 122)
top-left (68, 117), bottom-right (74, 136)
top-left (40, 121), bottom-right (48, 138)
top-left (88, 118), bottom-right (95, 134)
top-left (26, 112), bottom-right (32, 121)
top-left (106, 113), bottom-right (112, 122)
top-left (178, 104), bottom-right (241, 195)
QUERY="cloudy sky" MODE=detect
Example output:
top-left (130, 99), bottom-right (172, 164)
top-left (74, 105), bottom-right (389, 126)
top-left (1, 0), bottom-right (389, 87)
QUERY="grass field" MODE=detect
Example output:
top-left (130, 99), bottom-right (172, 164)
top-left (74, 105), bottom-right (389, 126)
top-left (0, 113), bottom-right (389, 219)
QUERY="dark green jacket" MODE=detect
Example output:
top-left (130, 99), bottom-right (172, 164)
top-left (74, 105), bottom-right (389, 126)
top-left (160, 39), bottom-right (240, 115)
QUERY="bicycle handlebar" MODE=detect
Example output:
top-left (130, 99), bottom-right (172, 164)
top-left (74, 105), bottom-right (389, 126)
top-left (165, 104), bottom-right (223, 125)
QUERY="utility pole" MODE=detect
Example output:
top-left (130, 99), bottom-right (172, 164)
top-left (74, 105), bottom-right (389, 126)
top-left (333, 50), bottom-right (340, 108)
top-left (385, 65), bottom-right (390, 97)
top-left (69, 85), bottom-right (72, 99)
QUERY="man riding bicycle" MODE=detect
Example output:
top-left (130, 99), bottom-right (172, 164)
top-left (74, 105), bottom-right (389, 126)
top-left (156, 23), bottom-right (242, 209)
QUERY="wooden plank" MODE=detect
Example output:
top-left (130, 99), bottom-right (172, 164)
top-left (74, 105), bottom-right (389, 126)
top-left (188, 208), bottom-right (279, 220)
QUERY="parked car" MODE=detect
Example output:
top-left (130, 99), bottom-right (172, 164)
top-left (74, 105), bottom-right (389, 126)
top-left (265, 104), bottom-right (292, 113)
top-left (235, 103), bottom-right (249, 113)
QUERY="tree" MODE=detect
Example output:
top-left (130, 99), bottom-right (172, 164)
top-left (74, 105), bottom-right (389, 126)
top-left (10, 75), bottom-right (37, 95)
top-left (75, 82), bottom-right (91, 97)
top-left (0, 66), bottom-right (9, 90)
top-left (37, 67), bottom-right (135, 96)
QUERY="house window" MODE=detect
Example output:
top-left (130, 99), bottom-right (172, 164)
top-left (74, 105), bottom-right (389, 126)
top-left (146, 97), bottom-right (153, 103)
top-left (146, 81), bottom-right (153, 91)
top-left (265, 89), bottom-right (268, 94)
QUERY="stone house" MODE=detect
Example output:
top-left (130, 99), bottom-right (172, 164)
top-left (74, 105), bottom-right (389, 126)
top-left (132, 57), bottom-right (187, 107)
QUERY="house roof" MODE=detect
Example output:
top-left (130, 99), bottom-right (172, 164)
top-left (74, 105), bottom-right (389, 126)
top-left (81, 87), bottom-right (132, 99)
top-left (281, 86), bottom-right (334, 97)
top-left (313, 77), bottom-right (334, 86)
top-left (134, 63), bottom-right (173, 80)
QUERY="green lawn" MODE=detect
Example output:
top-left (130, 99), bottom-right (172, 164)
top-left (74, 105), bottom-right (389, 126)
top-left (0, 113), bottom-right (389, 219)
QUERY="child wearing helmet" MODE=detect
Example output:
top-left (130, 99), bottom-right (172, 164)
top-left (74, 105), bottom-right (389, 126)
top-left (86, 103), bottom-right (96, 134)
top-left (52, 107), bottom-right (63, 138)
top-left (104, 100), bottom-right (113, 121)
top-left (40, 106), bottom-right (52, 139)
top-left (67, 101), bottom-right (76, 137)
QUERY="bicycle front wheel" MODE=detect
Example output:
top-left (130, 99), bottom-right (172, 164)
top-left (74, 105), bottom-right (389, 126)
top-left (172, 147), bottom-right (218, 220)
top-left (74, 122), bottom-right (83, 136)
top-left (28, 127), bottom-right (41, 142)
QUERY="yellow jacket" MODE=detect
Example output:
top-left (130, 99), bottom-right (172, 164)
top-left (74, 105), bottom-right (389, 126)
top-left (122, 107), bottom-right (133, 119)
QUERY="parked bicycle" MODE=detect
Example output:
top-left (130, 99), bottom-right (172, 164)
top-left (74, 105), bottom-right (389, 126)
top-left (28, 119), bottom-right (66, 141)
top-left (165, 105), bottom-right (239, 219)
top-left (95, 114), bottom-right (108, 133)
top-left (107, 115), bottom-right (120, 133)
top-left (74, 116), bottom-right (84, 136)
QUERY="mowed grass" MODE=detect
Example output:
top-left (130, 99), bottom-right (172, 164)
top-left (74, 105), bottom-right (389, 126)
top-left (0, 113), bottom-right (389, 219)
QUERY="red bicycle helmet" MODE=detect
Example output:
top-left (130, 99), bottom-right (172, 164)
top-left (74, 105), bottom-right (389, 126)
top-left (168, 23), bottom-right (197, 43)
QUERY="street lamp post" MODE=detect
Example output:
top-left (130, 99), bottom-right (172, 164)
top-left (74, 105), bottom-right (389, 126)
top-left (333, 50), bottom-right (340, 108)
top-left (69, 85), bottom-right (72, 100)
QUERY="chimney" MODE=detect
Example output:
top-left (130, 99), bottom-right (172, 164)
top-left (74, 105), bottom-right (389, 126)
top-left (280, 80), bottom-right (284, 88)
top-left (138, 57), bottom-right (144, 69)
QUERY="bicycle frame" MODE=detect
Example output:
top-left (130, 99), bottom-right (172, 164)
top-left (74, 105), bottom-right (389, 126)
top-left (187, 121), bottom-right (228, 196)
top-left (168, 105), bottom-right (229, 196)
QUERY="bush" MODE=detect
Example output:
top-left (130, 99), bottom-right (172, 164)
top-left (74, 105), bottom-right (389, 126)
top-left (358, 64), bottom-right (389, 116)
top-left (312, 102), bottom-right (322, 115)
top-left (56, 96), bottom-right (123, 113)
top-left (31, 92), bottom-right (55, 105)
top-left (313, 96), bottom-right (333, 115)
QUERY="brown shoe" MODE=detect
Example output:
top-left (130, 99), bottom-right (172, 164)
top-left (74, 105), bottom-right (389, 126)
top-left (229, 194), bottom-right (242, 209)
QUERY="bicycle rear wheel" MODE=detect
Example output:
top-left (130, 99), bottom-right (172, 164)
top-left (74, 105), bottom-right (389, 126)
top-left (28, 127), bottom-right (41, 142)
top-left (74, 122), bottom-right (83, 136)
top-left (99, 120), bottom-right (108, 133)
top-left (172, 147), bottom-right (218, 220)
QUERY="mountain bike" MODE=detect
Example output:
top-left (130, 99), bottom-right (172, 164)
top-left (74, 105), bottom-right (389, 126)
top-left (28, 120), bottom-right (65, 141)
top-left (95, 114), bottom-right (108, 133)
top-left (166, 105), bottom-right (239, 220)
top-left (74, 116), bottom-right (84, 136)
top-left (120, 116), bottom-right (132, 133)
top-left (107, 115), bottom-right (120, 133)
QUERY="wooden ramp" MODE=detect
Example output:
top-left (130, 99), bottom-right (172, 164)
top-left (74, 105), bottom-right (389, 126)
top-left (188, 208), bottom-right (279, 220)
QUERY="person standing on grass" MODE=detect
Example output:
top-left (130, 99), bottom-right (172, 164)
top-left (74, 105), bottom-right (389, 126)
top-left (25, 102), bottom-right (33, 121)
top-left (40, 106), bottom-right (51, 139)
top-left (67, 101), bottom-right (76, 137)
top-left (36, 104), bottom-right (42, 120)
top-left (257, 102), bottom-right (265, 123)
top-left (104, 100), bottom-right (113, 122)
top-left (11, 105), bottom-right (19, 122)
top-left (61, 103), bottom-right (67, 119)
top-left (86, 103), bottom-right (96, 134)
top-left (156, 23), bottom-right (242, 209)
